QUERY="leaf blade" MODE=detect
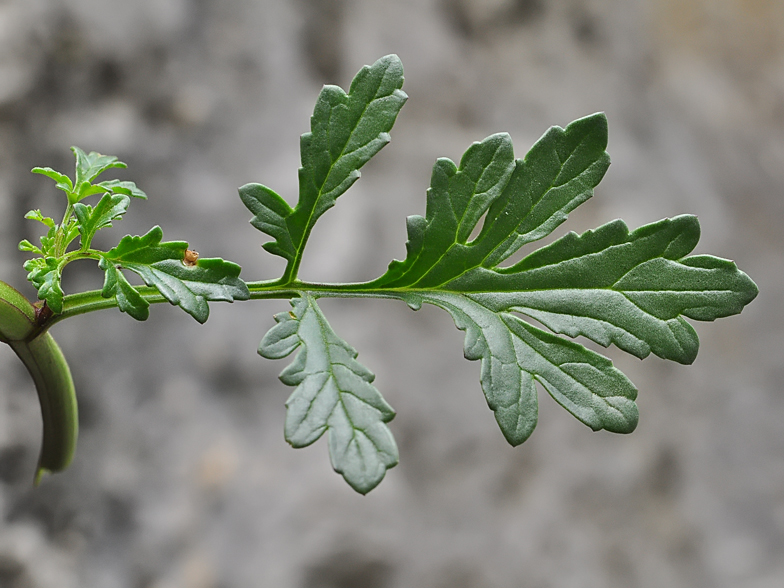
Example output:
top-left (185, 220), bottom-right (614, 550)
top-left (98, 258), bottom-right (150, 320)
top-left (420, 292), bottom-right (638, 443)
top-left (446, 216), bottom-right (758, 364)
top-left (372, 113), bottom-right (610, 289)
top-left (259, 295), bottom-right (398, 494)
top-left (96, 179), bottom-right (148, 200)
top-left (242, 55), bottom-right (407, 279)
top-left (72, 146), bottom-right (127, 190)
top-left (101, 227), bottom-right (250, 322)
top-left (73, 193), bottom-right (131, 250)
top-left (31, 167), bottom-right (74, 194)
top-left (23, 257), bottom-right (63, 313)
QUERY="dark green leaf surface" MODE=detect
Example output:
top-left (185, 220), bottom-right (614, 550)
top-left (371, 114), bottom-right (611, 289)
top-left (241, 54), bottom-right (407, 279)
top-left (367, 114), bottom-right (758, 443)
top-left (101, 227), bottom-right (250, 323)
top-left (451, 216), bottom-right (757, 364)
top-left (259, 295), bottom-right (398, 494)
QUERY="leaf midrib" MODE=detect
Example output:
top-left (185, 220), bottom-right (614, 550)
top-left (308, 297), bottom-right (387, 460)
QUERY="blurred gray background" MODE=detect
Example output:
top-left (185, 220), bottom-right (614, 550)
top-left (0, 0), bottom-right (781, 586)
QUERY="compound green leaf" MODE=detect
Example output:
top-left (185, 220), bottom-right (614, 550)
top-left (259, 295), bottom-right (398, 494)
top-left (451, 216), bottom-right (757, 364)
top-left (371, 114), bottom-right (610, 289)
top-left (241, 54), bottom-right (407, 280)
top-left (368, 115), bottom-right (758, 443)
top-left (101, 227), bottom-right (250, 323)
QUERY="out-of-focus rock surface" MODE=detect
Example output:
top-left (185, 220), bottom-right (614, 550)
top-left (0, 0), bottom-right (781, 586)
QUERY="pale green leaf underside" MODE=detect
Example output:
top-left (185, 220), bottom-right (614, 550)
top-left (72, 146), bottom-right (126, 188)
top-left (420, 292), bottom-right (638, 445)
top-left (259, 295), bottom-right (398, 494)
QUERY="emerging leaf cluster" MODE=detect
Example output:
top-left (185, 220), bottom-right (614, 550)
top-left (22, 148), bottom-right (248, 320)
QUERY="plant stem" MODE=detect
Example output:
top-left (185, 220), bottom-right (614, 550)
top-left (49, 279), bottom-right (411, 327)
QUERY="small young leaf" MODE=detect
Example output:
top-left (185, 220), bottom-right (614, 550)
top-left (72, 146), bottom-right (127, 189)
top-left (73, 193), bottom-right (131, 250)
top-left (28, 217), bottom-right (80, 257)
top-left (37, 226), bottom-right (57, 257)
top-left (24, 209), bottom-right (56, 229)
top-left (18, 240), bottom-right (44, 256)
top-left (101, 227), bottom-right (250, 323)
top-left (31, 167), bottom-right (74, 195)
top-left (96, 179), bottom-right (148, 200)
top-left (259, 295), bottom-right (398, 494)
top-left (241, 54), bottom-right (407, 280)
top-left (23, 257), bottom-right (63, 313)
top-left (60, 218), bottom-right (81, 254)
